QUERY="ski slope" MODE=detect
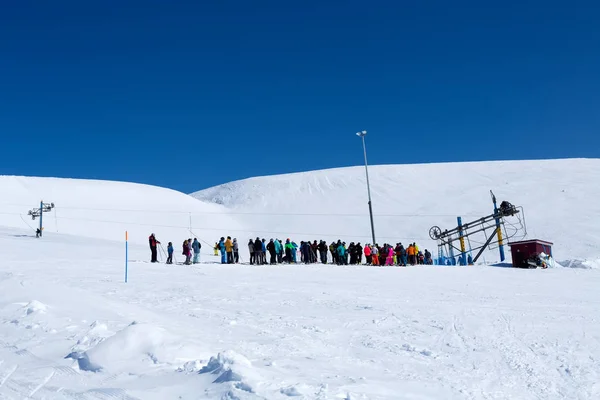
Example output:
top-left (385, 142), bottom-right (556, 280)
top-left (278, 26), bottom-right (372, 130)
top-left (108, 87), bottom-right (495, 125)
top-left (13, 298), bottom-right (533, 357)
top-left (192, 158), bottom-right (600, 267)
top-left (0, 159), bottom-right (600, 399)
top-left (0, 225), bottom-right (599, 399)
top-left (0, 175), bottom-right (246, 251)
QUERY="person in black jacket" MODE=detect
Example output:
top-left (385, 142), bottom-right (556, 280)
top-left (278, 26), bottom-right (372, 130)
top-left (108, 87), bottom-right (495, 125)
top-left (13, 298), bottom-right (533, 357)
top-left (318, 240), bottom-right (328, 264)
top-left (254, 237), bottom-right (263, 265)
top-left (267, 239), bottom-right (277, 265)
top-left (348, 242), bottom-right (356, 264)
top-left (356, 243), bottom-right (363, 264)
top-left (149, 233), bottom-right (161, 263)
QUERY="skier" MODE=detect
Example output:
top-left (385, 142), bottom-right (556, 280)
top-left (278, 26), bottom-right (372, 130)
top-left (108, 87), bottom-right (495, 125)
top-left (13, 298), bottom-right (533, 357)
top-left (192, 238), bottom-right (201, 264)
top-left (218, 237), bottom-right (226, 264)
top-left (166, 242), bottom-right (174, 264)
top-left (149, 233), bottom-right (161, 263)
top-left (213, 242), bottom-right (219, 256)
top-left (233, 238), bottom-right (239, 263)
top-left (36, 228), bottom-right (41, 238)
top-left (225, 236), bottom-right (234, 264)
top-left (182, 239), bottom-right (191, 265)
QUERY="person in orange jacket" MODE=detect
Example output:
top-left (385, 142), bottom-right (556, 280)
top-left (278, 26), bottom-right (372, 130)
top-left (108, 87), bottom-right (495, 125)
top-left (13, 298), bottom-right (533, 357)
top-left (225, 236), bottom-right (234, 264)
top-left (407, 244), bottom-right (416, 265)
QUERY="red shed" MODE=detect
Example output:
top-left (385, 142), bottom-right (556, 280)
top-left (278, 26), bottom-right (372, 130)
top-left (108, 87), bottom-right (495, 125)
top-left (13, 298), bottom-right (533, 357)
top-left (509, 239), bottom-right (553, 268)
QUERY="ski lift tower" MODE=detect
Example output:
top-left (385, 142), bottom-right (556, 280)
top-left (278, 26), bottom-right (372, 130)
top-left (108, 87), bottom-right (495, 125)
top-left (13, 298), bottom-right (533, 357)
top-left (429, 191), bottom-right (526, 265)
top-left (28, 201), bottom-right (55, 237)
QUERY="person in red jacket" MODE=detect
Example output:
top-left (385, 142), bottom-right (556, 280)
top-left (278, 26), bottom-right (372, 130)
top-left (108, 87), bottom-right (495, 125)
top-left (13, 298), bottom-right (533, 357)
top-left (149, 233), bottom-right (161, 263)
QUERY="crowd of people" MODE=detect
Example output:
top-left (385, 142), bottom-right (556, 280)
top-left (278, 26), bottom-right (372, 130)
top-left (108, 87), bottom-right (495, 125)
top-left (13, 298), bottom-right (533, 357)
top-left (212, 237), bottom-right (433, 266)
top-left (149, 233), bottom-right (434, 266)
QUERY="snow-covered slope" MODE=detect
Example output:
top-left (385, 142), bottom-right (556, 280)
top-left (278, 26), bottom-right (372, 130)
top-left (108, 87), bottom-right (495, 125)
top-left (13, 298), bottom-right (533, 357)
top-left (0, 175), bottom-right (245, 249)
top-left (1, 225), bottom-right (599, 399)
top-left (192, 158), bottom-right (600, 265)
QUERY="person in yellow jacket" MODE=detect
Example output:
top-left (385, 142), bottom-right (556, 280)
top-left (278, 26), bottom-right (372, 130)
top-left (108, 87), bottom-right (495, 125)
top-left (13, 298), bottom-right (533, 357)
top-left (225, 236), bottom-right (234, 264)
top-left (214, 242), bottom-right (219, 256)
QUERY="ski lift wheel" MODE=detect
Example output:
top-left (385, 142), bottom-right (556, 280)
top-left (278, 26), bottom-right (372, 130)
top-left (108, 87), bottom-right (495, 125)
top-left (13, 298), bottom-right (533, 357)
top-left (429, 226), bottom-right (442, 240)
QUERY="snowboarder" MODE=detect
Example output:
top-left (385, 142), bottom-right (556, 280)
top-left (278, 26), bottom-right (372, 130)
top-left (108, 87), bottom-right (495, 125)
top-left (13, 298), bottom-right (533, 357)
top-left (192, 238), bottom-right (201, 264)
top-left (35, 228), bottom-right (41, 238)
top-left (149, 234), bottom-right (161, 263)
top-left (213, 242), bottom-right (219, 256)
top-left (166, 242), bottom-right (174, 264)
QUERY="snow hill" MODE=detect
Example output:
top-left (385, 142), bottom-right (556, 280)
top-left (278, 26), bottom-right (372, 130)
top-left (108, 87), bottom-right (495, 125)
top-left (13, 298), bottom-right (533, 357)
top-left (0, 159), bottom-right (599, 399)
top-left (192, 158), bottom-right (600, 267)
top-left (0, 175), bottom-right (246, 250)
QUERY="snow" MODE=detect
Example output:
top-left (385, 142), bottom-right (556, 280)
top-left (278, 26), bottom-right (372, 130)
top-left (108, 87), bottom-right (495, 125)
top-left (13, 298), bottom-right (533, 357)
top-left (0, 159), bottom-right (600, 399)
top-left (0, 175), bottom-right (246, 249)
top-left (192, 158), bottom-right (600, 266)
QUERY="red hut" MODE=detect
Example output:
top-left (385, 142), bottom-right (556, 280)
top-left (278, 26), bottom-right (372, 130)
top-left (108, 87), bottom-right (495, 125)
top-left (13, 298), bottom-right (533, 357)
top-left (509, 239), bottom-right (553, 268)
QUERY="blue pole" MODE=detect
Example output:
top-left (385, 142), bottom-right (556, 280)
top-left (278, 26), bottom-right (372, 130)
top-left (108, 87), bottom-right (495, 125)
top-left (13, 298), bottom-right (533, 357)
top-left (492, 194), bottom-right (506, 262)
top-left (39, 200), bottom-right (43, 237)
top-left (125, 231), bottom-right (128, 283)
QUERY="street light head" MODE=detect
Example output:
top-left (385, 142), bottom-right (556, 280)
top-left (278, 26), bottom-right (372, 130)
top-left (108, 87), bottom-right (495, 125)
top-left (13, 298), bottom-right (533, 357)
top-left (356, 130), bottom-right (367, 137)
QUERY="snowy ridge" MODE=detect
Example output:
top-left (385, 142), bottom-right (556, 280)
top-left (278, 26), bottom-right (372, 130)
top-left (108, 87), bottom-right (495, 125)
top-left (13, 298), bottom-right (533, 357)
top-left (192, 158), bottom-right (600, 266)
top-left (0, 175), bottom-right (246, 248)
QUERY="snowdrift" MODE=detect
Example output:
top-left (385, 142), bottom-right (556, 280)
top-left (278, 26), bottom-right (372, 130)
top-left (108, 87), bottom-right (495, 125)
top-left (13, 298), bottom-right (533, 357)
top-left (0, 175), bottom-right (246, 248)
top-left (192, 158), bottom-right (600, 265)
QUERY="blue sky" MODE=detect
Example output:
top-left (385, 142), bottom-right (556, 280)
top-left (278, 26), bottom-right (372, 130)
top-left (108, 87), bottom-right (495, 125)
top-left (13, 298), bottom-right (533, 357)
top-left (1, 1), bottom-right (598, 193)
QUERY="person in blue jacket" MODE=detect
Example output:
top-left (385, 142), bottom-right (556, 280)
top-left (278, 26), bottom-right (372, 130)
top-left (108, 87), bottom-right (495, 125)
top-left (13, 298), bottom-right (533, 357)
top-left (274, 238), bottom-right (282, 264)
top-left (291, 241), bottom-right (298, 263)
top-left (218, 237), bottom-right (226, 264)
top-left (337, 242), bottom-right (346, 265)
top-left (166, 242), bottom-right (174, 264)
top-left (192, 238), bottom-right (201, 264)
top-left (261, 239), bottom-right (267, 264)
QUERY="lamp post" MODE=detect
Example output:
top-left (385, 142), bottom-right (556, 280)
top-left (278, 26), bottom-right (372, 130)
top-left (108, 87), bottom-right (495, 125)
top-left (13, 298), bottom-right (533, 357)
top-left (356, 130), bottom-right (376, 246)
